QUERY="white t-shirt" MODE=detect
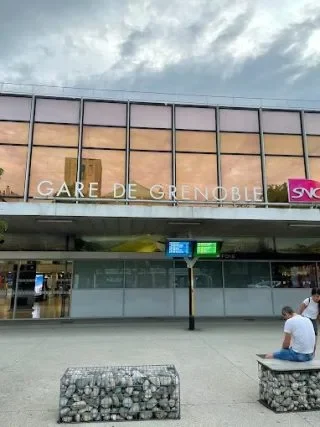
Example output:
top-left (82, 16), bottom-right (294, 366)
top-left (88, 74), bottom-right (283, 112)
top-left (284, 315), bottom-right (315, 354)
top-left (302, 297), bottom-right (319, 320)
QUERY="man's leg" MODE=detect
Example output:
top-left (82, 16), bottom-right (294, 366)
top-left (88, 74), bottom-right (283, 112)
top-left (268, 349), bottom-right (297, 361)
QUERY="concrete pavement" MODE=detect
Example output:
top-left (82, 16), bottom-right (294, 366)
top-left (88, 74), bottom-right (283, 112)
top-left (0, 319), bottom-right (319, 427)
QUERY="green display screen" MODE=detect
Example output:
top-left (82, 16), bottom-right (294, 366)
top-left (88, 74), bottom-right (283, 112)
top-left (194, 242), bottom-right (220, 257)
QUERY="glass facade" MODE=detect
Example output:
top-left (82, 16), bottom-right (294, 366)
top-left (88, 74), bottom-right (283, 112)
top-left (0, 95), bottom-right (318, 205)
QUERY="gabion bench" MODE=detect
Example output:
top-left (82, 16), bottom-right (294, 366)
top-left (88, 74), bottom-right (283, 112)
top-left (58, 365), bottom-right (180, 423)
top-left (258, 358), bottom-right (320, 413)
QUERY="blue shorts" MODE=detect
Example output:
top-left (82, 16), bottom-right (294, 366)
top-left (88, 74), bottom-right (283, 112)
top-left (273, 348), bottom-right (313, 362)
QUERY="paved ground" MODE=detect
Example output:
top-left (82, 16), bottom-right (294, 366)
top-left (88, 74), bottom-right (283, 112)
top-left (0, 318), bottom-right (319, 427)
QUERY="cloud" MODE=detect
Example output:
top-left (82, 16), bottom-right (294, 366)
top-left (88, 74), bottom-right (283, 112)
top-left (0, 0), bottom-right (320, 100)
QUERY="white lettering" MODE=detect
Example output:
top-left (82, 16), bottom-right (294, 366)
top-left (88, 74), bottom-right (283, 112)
top-left (37, 180), bottom-right (54, 197)
top-left (291, 187), bottom-right (320, 200)
top-left (128, 184), bottom-right (137, 199)
top-left (75, 182), bottom-right (84, 198)
top-left (150, 185), bottom-right (165, 200)
top-left (291, 188), bottom-right (304, 199)
top-left (231, 187), bottom-right (241, 202)
top-left (253, 187), bottom-right (263, 202)
top-left (244, 187), bottom-right (252, 202)
top-left (89, 182), bottom-right (99, 198)
top-left (212, 186), bottom-right (227, 201)
top-left (181, 185), bottom-right (191, 200)
top-left (56, 182), bottom-right (71, 198)
top-left (113, 183), bottom-right (125, 199)
top-left (168, 185), bottom-right (177, 200)
top-left (194, 186), bottom-right (208, 201)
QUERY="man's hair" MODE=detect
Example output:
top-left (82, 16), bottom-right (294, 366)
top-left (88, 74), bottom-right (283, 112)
top-left (282, 306), bottom-right (294, 315)
top-left (311, 288), bottom-right (318, 296)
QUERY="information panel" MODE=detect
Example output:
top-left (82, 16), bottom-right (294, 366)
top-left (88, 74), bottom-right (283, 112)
top-left (194, 242), bottom-right (221, 257)
top-left (166, 241), bottom-right (193, 258)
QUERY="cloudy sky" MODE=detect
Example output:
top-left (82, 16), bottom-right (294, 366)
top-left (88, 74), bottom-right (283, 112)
top-left (1, 0), bottom-right (320, 101)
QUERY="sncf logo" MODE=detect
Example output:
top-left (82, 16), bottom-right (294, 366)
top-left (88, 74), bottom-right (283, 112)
top-left (288, 179), bottom-right (320, 203)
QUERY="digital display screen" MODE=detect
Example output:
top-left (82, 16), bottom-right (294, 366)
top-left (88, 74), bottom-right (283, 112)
top-left (166, 241), bottom-right (193, 258)
top-left (194, 242), bottom-right (221, 257)
top-left (34, 274), bottom-right (44, 295)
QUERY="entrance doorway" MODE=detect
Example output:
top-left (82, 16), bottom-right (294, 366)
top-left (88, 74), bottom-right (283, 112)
top-left (0, 260), bottom-right (72, 320)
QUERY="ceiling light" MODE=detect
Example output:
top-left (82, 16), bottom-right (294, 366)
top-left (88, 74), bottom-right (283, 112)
top-left (36, 219), bottom-right (74, 224)
top-left (167, 221), bottom-right (202, 226)
top-left (288, 223), bottom-right (320, 228)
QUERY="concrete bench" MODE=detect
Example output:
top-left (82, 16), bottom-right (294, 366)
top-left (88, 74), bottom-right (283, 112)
top-left (58, 365), bottom-right (180, 423)
top-left (258, 358), bottom-right (320, 412)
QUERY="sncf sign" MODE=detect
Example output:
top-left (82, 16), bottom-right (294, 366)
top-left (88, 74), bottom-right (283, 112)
top-left (288, 179), bottom-right (320, 203)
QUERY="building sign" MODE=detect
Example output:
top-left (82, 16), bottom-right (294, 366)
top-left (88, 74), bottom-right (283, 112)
top-left (36, 181), bottom-right (264, 202)
top-left (288, 179), bottom-right (320, 203)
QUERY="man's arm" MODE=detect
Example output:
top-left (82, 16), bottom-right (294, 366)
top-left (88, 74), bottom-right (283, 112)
top-left (297, 303), bottom-right (307, 315)
top-left (282, 332), bottom-right (291, 349)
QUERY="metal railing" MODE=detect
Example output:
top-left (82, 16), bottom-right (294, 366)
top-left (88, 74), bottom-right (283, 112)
top-left (1, 81), bottom-right (320, 110)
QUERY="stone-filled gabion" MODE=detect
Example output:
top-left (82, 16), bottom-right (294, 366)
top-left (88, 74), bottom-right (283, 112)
top-left (58, 365), bottom-right (180, 423)
top-left (259, 363), bottom-right (320, 412)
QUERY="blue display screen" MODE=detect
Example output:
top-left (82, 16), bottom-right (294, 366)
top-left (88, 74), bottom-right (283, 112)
top-left (166, 241), bottom-right (192, 258)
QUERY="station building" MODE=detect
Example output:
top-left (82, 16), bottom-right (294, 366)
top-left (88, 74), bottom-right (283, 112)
top-left (1, 92), bottom-right (320, 320)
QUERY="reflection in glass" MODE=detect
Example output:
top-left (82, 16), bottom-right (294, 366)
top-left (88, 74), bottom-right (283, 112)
top-left (275, 238), bottom-right (320, 254)
top-left (271, 263), bottom-right (317, 288)
top-left (129, 151), bottom-right (172, 199)
top-left (73, 261), bottom-right (125, 289)
top-left (224, 262), bottom-right (271, 288)
top-left (83, 127), bottom-right (126, 149)
top-left (309, 158), bottom-right (320, 181)
top-left (0, 145), bottom-right (27, 198)
top-left (176, 131), bottom-right (216, 153)
top-left (176, 153), bottom-right (217, 200)
top-left (307, 136), bottom-right (320, 156)
top-left (33, 124), bottom-right (78, 147)
top-left (0, 122), bottom-right (29, 145)
top-left (266, 157), bottom-right (305, 203)
top-left (221, 155), bottom-right (263, 201)
top-left (222, 238), bottom-right (274, 253)
top-left (130, 129), bottom-right (171, 151)
top-left (264, 134), bottom-right (303, 155)
top-left (82, 149), bottom-right (125, 198)
top-left (174, 261), bottom-right (222, 288)
top-left (0, 261), bottom-right (16, 320)
top-left (124, 260), bottom-right (174, 288)
top-left (220, 133), bottom-right (260, 154)
top-left (29, 147), bottom-right (78, 197)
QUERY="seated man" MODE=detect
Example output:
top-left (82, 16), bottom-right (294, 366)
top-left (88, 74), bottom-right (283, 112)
top-left (266, 306), bottom-right (315, 362)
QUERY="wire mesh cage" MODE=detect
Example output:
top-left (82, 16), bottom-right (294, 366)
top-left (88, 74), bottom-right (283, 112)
top-left (58, 364), bottom-right (180, 423)
top-left (258, 362), bottom-right (320, 413)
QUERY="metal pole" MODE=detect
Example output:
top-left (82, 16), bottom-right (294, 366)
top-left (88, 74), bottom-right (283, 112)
top-left (188, 265), bottom-right (195, 330)
top-left (12, 261), bottom-right (21, 319)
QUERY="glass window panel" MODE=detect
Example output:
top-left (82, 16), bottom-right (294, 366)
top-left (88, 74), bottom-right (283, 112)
top-left (220, 133), bottom-right (260, 154)
top-left (262, 111), bottom-right (301, 134)
top-left (82, 149), bottom-right (125, 198)
top-left (0, 145), bottom-right (27, 197)
top-left (221, 155), bottom-right (263, 201)
top-left (0, 96), bottom-right (31, 121)
top-left (125, 260), bottom-right (174, 288)
top-left (129, 152), bottom-right (171, 199)
top-left (29, 147), bottom-right (78, 197)
top-left (275, 238), bottom-right (320, 254)
top-left (130, 129), bottom-right (171, 151)
top-left (309, 158), bottom-right (320, 181)
top-left (224, 262), bottom-right (271, 288)
top-left (175, 107), bottom-right (216, 130)
top-left (73, 260), bottom-right (124, 289)
top-left (130, 104), bottom-right (171, 128)
top-left (305, 113), bottom-right (320, 135)
top-left (0, 122), bottom-right (29, 145)
top-left (176, 131), bottom-right (216, 153)
top-left (264, 134), bottom-right (303, 155)
top-left (176, 153), bottom-right (217, 200)
top-left (83, 127), bottom-right (125, 149)
top-left (220, 109), bottom-right (259, 132)
top-left (33, 124), bottom-right (78, 147)
top-left (271, 262), bottom-right (317, 288)
top-left (83, 102), bottom-right (126, 126)
top-left (307, 136), bottom-right (320, 156)
top-left (174, 261), bottom-right (222, 288)
top-left (35, 98), bottom-right (80, 124)
top-left (266, 157), bottom-right (305, 202)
